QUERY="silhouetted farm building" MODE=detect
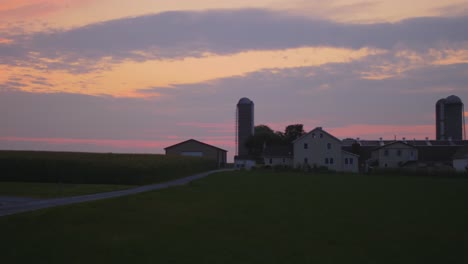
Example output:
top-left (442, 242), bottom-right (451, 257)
top-left (436, 95), bottom-right (465, 140)
top-left (231, 94), bottom-right (467, 172)
top-left (235, 97), bottom-right (256, 169)
top-left (342, 138), bottom-right (467, 172)
top-left (236, 97), bottom-right (254, 156)
top-left (165, 139), bottom-right (227, 167)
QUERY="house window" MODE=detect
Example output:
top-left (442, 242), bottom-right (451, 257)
top-left (312, 133), bottom-right (315, 138)
top-left (349, 158), bottom-right (353, 164)
top-left (304, 143), bottom-right (308, 149)
top-left (330, 158), bottom-right (334, 164)
top-left (325, 158), bottom-right (329, 164)
top-left (327, 143), bottom-right (331, 150)
top-left (397, 150), bottom-right (402, 157)
top-left (384, 150), bottom-right (389, 156)
top-left (304, 158), bottom-right (308, 164)
top-left (320, 133), bottom-right (323, 138)
top-left (410, 151), bottom-right (414, 157)
top-left (269, 158), bottom-right (273, 164)
top-left (345, 158), bottom-right (349, 165)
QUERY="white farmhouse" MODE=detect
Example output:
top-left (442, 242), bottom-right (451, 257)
top-left (370, 141), bottom-right (418, 168)
top-left (293, 127), bottom-right (358, 172)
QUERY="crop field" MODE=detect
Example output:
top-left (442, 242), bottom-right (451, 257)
top-left (0, 150), bottom-right (218, 185)
top-left (1, 170), bottom-right (467, 264)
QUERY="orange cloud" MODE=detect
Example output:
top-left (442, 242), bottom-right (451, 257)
top-left (431, 48), bottom-right (468, 65)
top-left (0, 0), bottom-right (96, 32)
top-left (4, 46), bottom-right (382, 97)
top-left (361, 47), bottom-right (468, 80)
top-left (0, 0), bottom-right (93, 15)
top-left (0, 38), bottom-right (13, 44)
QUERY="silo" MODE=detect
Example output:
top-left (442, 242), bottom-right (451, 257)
top-left (435, 98), bottom-right (446, 140)
top-left (236, 98), bottom-right (254, 156)
top-left (436, 95), bottom-right (465, 140)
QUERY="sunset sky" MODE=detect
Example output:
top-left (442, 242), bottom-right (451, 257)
top-left (1, 0), bottom-right (468, 160)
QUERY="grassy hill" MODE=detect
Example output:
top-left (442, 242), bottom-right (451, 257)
top-left (1, 170), bottom-right (467, 263)
top-left (0, 150), bottom-right (217, 185)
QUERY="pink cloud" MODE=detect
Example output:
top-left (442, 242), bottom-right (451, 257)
top-left (177, 122), bottom-right (235, 134)
top-left (0, 136), bottom-right (172, 149)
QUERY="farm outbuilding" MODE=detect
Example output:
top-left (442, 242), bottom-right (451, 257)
top-left (164, 139), bottom-right (227, 167)
top-left (453, 147), bottom-right (468, 172)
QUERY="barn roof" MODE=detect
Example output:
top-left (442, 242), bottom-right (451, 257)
top-left (164, 139), bottom-right (227, 152)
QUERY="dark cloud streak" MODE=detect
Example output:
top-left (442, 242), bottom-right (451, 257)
top-left (1, 9), bottom-right (467, 72)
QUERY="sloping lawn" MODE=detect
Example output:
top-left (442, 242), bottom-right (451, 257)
top-left (1, 171), bottom-right (467, 263)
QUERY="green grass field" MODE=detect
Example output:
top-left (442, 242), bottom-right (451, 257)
top-left (1, 170), bottom-right (467, 263)
top-left (0, 150), bottom-right (217, 185)
top-left (0, 182), bottom-right (133, 198)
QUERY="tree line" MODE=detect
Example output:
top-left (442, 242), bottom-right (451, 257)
top-left (245, 124), bottom-right (305, 157)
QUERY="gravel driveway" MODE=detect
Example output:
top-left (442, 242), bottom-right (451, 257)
top-left (0, 169), bottom-right (231, 217)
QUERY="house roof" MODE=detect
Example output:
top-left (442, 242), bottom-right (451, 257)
top-left (293, 127), bottom-right (341, 144)
top-left (164, 139), bottom-right (227, 152)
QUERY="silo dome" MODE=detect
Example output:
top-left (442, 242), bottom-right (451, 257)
top-left (238, 97), bottom-right (253, 105)
top-left (445, 95), bottom-right (462, 104)
top-left (436, 98), bottom-right (446, 105)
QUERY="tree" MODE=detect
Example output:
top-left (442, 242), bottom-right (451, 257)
top-left (245, 125), bottom-right (282, 157)
top-left (284, 124), bottom-right (305, 144)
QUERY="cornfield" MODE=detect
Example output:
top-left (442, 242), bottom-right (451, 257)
top-left (0, 151), bottom-right (217, 185)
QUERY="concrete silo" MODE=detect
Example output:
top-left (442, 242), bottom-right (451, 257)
top-left (436, 95), bottom-right (465, 140)
top-left (236, 97), bottom-right (254, 156)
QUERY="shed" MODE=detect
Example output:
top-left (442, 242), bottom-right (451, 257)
top-left (165, 139), bottom-right (227, 167)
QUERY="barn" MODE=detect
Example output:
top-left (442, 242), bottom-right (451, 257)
top-left (164, 139), bottom-right (227, 167)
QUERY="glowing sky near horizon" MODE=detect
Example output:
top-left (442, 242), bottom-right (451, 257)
top-left (1, 0), bottom-right (468, 160)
